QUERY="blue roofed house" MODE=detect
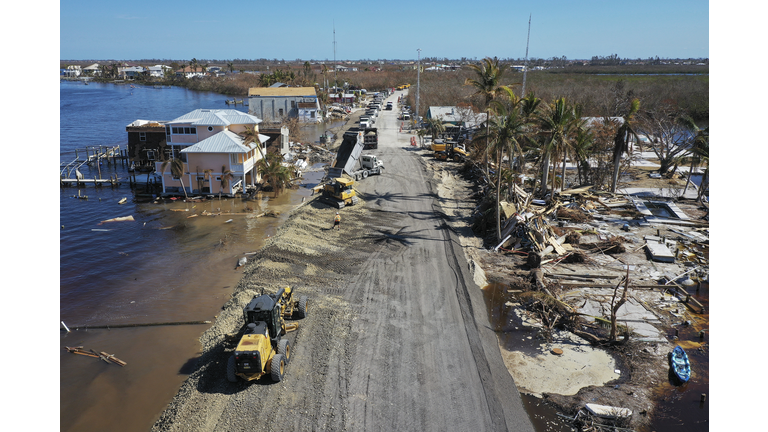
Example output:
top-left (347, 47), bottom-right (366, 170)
top-left (157, 109), bottom-right (269, 196)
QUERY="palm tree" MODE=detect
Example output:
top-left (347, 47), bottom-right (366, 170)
top-left (219, 165), bottom-right (234, 199)
top-left (474, 89), bottom-right (529, 240)
top-left (257, 152), bottom-right (292, 197)
top-left (190, 58), bottom-right (198, 75)
top-left (678, 115), bottom-right (709, 197)
top-left (465, 57), bottom-right (513, 181)
top-left (239, 125), bottom-right (267, 161)
top-left (536, 97), bottom-right (579, 195)
top-left (423, 117), bottom-right (446, 142)
top-left (227, 61), bottom-right (234, 74)
top-left (200, 168), bottom-right (214, 193)
top-left (160, 158), bottom-right (188, 199)
top-left (573, 126), bottom-right (595, 185)
top-left (611, 98), bottom-right (641, 193)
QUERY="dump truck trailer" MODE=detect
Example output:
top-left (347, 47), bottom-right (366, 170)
top-left (327, 129), bottom-right (384, 181)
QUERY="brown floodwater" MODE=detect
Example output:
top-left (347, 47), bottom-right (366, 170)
top-left (60, 171), bottom-right (323, 432)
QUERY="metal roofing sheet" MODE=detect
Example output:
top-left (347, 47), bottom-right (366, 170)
top-left (181, 130), bottom-right (253, 153)
top-left (169, 109), bottom-right (261, 126)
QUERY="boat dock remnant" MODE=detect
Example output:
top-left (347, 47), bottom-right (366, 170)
top-left (60, 145), bottom-right (128, 188)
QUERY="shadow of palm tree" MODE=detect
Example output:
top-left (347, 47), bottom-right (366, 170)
top-left (361, 227), bottom-right (439, 247)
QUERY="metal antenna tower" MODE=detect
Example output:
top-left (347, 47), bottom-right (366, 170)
top-left (333, 23), bottom-right (337, 89)
top-left (521, 14), bottom-right (532, 97)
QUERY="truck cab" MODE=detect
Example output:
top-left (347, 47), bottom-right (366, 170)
top-left (360, 155), bottom-right (384, 171)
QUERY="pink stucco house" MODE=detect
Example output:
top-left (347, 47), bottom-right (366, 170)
top-left (156, 109), bottom-right (270, 196)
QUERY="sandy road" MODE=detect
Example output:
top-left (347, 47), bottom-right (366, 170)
top-left (152, 91), bottom-right (534, 432)
top-left (340, 91), bottom-right (533, 431)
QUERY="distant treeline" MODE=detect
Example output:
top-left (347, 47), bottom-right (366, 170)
top-left (72, 61), bottom-right (708, 122)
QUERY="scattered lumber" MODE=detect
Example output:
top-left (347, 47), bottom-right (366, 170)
top-left (64, 346), bottom-right (127, 366)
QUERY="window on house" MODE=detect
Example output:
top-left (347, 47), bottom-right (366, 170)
top-left (165, 126), bottom-right (172, 142)
top-left (139, 132), bottom-right (146, 141)
top-left (147, 151), bottom-right (156, 160)
top-left (310, 111), bottom-right (315, 118)
top-left (278, 108), bottom-right (284, 117)
top-left (231, 154), bottom-right (238, 164)
top-left (291, 101), bottom-right (296, 108)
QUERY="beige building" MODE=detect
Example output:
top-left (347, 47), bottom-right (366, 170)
top-left (157, 109), bottom-right (269, 196)
top-left (248, 87), bottom-right (321, 124)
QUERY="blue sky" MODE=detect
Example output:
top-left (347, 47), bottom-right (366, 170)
top-left (59, 0), bottom-right (709, 61)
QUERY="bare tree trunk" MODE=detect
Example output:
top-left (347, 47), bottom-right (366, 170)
top-left (610, 145), bottom-right (622, 193)
top-left (540, 153), bottom-right (550, 196)
top-left (496, 148), bottom-right (503, 241)
top-left (609, 271), bottom-right (630, 341)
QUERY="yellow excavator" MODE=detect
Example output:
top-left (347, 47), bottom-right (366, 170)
top-left (226, 287), bottom-right (309, 383)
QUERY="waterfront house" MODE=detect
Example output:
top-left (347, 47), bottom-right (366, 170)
top-left (126, 119), bottom-right (169, 171)
top-left (120, 66), bottom-right (146, 80)
top-left (247, 86), bottom-right (321, 124)
top-left (175, 66), bottom-right (205, 79)
top-left (156, 109), bottom-right (267, 196)
top-left (147, 65), bottom-right (171, 78)
top-left (63, 65), bottom-right (81, 77)
top-left (83, 63), bottom-right (101, 76)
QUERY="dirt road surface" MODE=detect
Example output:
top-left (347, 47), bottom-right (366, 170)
top-left (152, 91), bottom-right (535, 432)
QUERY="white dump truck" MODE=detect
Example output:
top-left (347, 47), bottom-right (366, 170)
top-left (327, 130), bottom-right (385, 181)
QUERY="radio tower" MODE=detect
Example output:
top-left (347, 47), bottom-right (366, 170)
top-left (333, 23), bottom-right (337, 90)
top-left (521, 14), bottom-right (532, 97)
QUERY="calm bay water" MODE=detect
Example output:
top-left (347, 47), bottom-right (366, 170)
top-left (59, 81), bottom-right (326, 432)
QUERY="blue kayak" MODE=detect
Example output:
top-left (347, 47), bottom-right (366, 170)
top-left (670, 345), bottom-right (691, 383)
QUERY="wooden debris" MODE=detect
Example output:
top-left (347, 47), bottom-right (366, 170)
top-left (100, 352), bottom-right (127, 367)
top-left (64, 346), bottom-right (126, 366)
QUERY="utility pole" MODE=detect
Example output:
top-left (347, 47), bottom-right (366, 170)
top-left (521, 14), bottom-right (532, 97)
top-left (416, 48), bottom-right (421, 126)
